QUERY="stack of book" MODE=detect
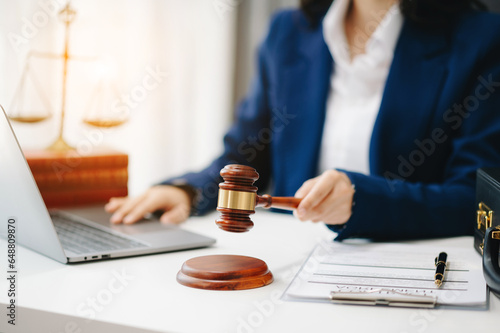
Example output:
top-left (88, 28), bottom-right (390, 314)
top-left (23, 148), bottom-right (128, 208)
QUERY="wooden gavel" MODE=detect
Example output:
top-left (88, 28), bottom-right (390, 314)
top-left (216, 164), bottom-right (302, 232)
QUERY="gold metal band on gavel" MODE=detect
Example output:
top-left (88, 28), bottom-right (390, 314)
top-left (217, 189), bottom-right (256, 211)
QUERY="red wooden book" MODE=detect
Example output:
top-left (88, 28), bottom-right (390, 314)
top-left (23, 148), bottom-right (128, 173)
top-left (41, 187), bottom-right (128, 208)
top-left (32, 167), bottom-right (128, 191)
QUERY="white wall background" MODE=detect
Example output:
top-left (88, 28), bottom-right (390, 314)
top-left (0, 0), bottom-right (298, 196)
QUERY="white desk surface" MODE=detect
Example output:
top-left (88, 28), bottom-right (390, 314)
top-left (1, 210), bottom-right (499, 333)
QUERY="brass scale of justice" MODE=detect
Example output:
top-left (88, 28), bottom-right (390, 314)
top-left (9, 2), bottom-right (126, 151)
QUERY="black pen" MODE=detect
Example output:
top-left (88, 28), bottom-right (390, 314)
top-left (434, 252), bottom-right (447, 287)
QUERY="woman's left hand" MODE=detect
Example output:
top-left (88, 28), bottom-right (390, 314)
top-left (294, 170), bottom-right (355, 225)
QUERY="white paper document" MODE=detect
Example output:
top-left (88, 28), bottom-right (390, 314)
top-left (284, 241), bottom-right (487, 308)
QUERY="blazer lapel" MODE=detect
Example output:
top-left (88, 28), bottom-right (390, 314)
top-left (370, 21), bottom-right (451, 176)
top-left (273, 21), bottom-right (333, 195)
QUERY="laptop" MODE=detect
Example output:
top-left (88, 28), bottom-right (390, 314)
top-left (0, 105), bottom-right (215, 263)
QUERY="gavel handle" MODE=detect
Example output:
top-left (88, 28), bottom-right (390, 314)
top-left (256, 194), bottom-right (302, 210)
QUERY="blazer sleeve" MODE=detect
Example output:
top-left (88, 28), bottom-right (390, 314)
top-left (332, 29), bottom-right (500, 241)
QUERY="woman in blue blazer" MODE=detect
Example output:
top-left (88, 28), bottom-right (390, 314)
top-left (107, 0), bottom-right (500, 241)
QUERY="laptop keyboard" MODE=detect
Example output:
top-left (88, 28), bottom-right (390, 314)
top-left (51, 214), bottom-right (147, 255)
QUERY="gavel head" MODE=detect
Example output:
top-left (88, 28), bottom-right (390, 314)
top-left (216, 164), bottom-right (259, 233)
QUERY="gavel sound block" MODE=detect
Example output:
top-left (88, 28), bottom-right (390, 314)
top-left (176, 164), bottom-right (302, 290)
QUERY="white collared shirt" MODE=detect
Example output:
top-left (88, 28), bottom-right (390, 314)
top-left (318, 0), bottom-right (403, 175)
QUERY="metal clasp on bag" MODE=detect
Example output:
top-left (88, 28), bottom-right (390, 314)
top-left (492, 226), bottom-right (500, 241)
top-left (477, 202), bottom-right (493, 230)
top-left (477, 202), bottom-right (494, 255)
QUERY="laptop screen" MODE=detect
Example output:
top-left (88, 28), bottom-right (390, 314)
top-left (0, 106), bottom-right (67, 263)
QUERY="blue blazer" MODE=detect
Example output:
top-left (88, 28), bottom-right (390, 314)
top-left (166, 9), bottom-right (500, 240)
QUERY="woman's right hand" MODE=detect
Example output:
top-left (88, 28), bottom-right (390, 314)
top-left (105, 185), bottom-right (192, 225)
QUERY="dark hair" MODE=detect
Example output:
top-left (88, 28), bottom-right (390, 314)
top-left (300, 0), bottom-right (487, 27)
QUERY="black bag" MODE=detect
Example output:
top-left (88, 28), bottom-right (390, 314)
top-left (475, 168), bottom-right (500, 296)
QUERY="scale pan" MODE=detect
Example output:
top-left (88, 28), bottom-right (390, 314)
top-left (82, 118), bottom-right (127, 128)
top-left (9, 115), bottom-right (51, 123)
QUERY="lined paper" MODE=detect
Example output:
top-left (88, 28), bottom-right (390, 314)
top-left (284, 241), bottom-right (487, 307)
